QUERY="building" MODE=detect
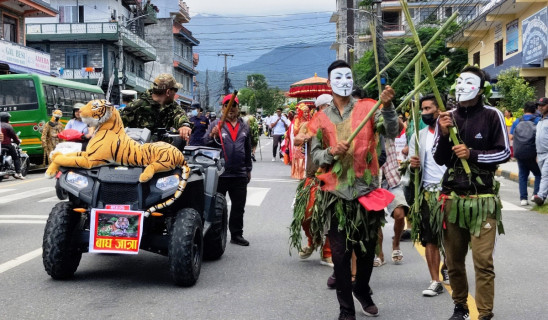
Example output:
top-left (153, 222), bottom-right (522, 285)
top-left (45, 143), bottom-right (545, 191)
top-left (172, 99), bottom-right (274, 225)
top-left (331, 0), bottom-right (488, 61)
top-left (447, 0), bottom-right (547, 97)
top-left (145, 0), bottom-right (199, 108)
top-left (0, 0), bottom-right (57, 75)
top-left (25, 0), bottom-right (159, 104)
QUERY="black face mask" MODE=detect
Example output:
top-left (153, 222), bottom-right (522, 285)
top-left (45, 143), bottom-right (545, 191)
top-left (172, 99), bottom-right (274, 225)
top-left (421, 113), bottom-right (436, 126)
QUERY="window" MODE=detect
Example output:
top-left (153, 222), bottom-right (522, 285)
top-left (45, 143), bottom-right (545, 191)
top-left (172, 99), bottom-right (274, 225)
top-left (130, 60), bottom-right (135, 73)
top-left (473, 52), bottom-right (480, 67)
top-left (0, 79), bottom-right (38, 112)
top-left (382, 11), bottom-right (400, 31)
top-left (138, 65), bottom-right (144, 78)
top-left (3, 15), bottom-right (18, 43)
top-left (494, 40), bottom-right (503, 66)
top-left (457, 6), bottom-right (476, 22)
top-left (59, 6), bottom-right (84, 23)
top-left (420, 8), bottom-right (437, 23)
top-left (66, 49), bottom-right (88, 69)
top-left (445, 7), bottom-right (453, 18)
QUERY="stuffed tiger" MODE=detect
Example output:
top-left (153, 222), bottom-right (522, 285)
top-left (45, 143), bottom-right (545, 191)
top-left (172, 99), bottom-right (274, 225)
top-left (45, 99), bottom-right (186, 183)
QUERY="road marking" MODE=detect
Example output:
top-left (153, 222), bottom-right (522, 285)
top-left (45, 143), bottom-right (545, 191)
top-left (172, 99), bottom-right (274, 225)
top-left (0, 215), bottom-right (48, 219)
top-left (0, 248), bottom-right (42, 274)
top-left (0, 220), bottom-right (46, 224)
top-left (226, 187), bottom-right (270, 207)
top-left (500, 200), bottom-right (527, 211)
top-left (38, 196), bottom-right (67, 203)
top-left (0, 187), bottom-right (52, 204)
top-left (0, 189), bottom-right (15, 194)
top-left (252, 178), bottom-right (299, 183)
top-left (0, 177), bottom-right (46, 188)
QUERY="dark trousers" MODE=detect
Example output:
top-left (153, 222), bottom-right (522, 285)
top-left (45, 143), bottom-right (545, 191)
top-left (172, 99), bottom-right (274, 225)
top-left (1, 144), bottom-right (21, 173)
top-left (517, 157), bottom-right (541, 200)
top-left (217, 177), bottom-right (248, 237)
top-left (272, 134), bottom-right (283, 158)
top-left (328, 219), bottom-right (377, 315)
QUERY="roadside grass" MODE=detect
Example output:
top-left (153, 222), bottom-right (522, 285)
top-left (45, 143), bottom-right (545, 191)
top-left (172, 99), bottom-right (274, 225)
top-left (531, 204), bottom-right (548, 214)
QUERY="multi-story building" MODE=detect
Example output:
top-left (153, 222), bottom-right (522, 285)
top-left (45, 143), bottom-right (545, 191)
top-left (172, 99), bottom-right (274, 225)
top-left (25, 0), bottom-right (159, 104)
top-left (145, 0), bottom-right (199, 108)
top-left (0, 0), bottom-right (57, 75)
top-left (447, 0), bottom-right (547, 97)
top-left (331, 0), bottom-right (489, 61)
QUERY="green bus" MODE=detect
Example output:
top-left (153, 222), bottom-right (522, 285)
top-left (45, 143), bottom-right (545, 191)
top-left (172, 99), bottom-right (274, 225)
top-left (0, 74), bottom-right (105, 165)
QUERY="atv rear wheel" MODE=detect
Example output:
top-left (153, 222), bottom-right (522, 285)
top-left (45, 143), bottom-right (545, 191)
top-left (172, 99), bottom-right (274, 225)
top-left (42, 202), bottom-right (83, 279)
top-left (203, 193), bottom-right (228, 261)
top-left (169, 208), bottom-right (203, 287)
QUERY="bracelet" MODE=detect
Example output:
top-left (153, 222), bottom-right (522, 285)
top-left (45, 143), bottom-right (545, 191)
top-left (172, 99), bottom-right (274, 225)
top-left (181, 123), bottom-right (191, 128)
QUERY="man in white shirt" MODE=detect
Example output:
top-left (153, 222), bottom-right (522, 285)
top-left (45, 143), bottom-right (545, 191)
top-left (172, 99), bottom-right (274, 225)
top-left (270, 107), bottom-right (289, 161)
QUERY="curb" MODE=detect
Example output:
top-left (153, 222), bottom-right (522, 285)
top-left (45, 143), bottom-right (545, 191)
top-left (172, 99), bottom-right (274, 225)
top-left (495, 169), bottom-right (536, 188)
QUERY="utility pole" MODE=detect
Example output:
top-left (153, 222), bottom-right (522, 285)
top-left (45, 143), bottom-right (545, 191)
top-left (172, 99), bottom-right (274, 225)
top-left (346, 0), bottom-right (354, 66)
top-left (205, 69), bottom-right (210, 110)
top-left (218, 53), bottom-right (233, 95)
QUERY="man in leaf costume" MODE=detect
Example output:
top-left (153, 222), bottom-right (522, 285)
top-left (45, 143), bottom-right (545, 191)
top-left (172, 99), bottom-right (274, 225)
top-left (308, 60), bottom-right (399, 319)
top-left (433, 66), bottom-right (510, 320)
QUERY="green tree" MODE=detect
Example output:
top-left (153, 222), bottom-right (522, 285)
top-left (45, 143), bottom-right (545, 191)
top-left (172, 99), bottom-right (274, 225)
top-left (495, 67), bottom-right (536, 112)
top-left (353, 22), bottom-right (468, 105)
top-left (239, 73), bottom-right (286, 115)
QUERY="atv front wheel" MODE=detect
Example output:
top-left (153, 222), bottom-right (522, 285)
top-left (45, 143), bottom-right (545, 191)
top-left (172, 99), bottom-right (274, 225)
top-left (169, 208), bottom-right (203, 287)
top-left (55, 178), bottom-right (68, 200)
top-left (42, 202), bottom-right (82, 279)
top-left (203, 193), bottom-right (228, 260)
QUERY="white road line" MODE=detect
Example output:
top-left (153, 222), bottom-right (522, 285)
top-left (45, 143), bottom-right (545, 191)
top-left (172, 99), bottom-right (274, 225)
top-left (0, 189), bottom-right (15, 194)
top-left (227, 187), bottom-right (270, 207)
top-left (0, 215), bottom-right (48, 219)
top-left (0, 248), bottom-right (42, 274)
top-left (38, 196), bottom-right (67, 203)
top-left (0, 187), bottom-right (53, 204)
top-left (0, 220), bottom-right (46, 224)
top-left (252, 178), bottom-right (299, 183)
top-left (500, 200), bottom-right (527, 211)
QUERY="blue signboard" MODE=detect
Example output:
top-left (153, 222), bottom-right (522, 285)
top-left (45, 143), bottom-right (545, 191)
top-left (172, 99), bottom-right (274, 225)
top-left (522, 7), bottom-right (547, 65)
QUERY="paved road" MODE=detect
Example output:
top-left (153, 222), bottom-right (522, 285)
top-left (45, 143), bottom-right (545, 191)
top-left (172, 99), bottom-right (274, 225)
top-left (0, 137), bottom-right (547, 319)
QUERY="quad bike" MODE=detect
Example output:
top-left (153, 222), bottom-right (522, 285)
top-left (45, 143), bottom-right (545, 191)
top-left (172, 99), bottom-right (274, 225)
top-left (43, 133), bottom-right (228, 287)
top-left (0, 141), bottom-right (29, 181)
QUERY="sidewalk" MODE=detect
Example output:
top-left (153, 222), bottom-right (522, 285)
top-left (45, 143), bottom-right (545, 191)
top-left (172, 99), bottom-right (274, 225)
top-left (496, 159), bottom-right (537, 187)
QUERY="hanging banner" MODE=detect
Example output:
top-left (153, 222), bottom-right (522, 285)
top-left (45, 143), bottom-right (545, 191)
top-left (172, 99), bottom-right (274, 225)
top-left (506, 19), bottom-right (519, 55)
top-left (0, 40), bottom-right (50, 74)
top-left (522, 7), bottom-right (547, 64)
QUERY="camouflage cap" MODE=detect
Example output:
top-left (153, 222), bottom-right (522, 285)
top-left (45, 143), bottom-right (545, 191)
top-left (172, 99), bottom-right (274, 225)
top-left (153, 73), bottom-right (182, 90)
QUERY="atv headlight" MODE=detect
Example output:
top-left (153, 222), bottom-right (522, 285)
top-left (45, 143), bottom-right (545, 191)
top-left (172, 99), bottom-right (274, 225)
top-left (156, 175), bottom-right (180, 191)
top-left (66, 171), bottom-right (89, 189)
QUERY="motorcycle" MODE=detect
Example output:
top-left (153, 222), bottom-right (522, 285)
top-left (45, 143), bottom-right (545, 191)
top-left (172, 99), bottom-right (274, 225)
top-left (0, 142), bottom-right (29, 181)
top-left (43, 128), bottom-right (228, 287)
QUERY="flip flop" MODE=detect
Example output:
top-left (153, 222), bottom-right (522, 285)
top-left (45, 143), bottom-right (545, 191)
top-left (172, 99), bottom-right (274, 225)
top-left (392, 249), bottom-right (403, 264)
top-left (373, 256), bottom-right (386, 267)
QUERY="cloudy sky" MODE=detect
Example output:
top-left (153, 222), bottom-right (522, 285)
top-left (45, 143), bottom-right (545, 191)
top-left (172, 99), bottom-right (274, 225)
top-left (185, 0), bottom-right (335, 16)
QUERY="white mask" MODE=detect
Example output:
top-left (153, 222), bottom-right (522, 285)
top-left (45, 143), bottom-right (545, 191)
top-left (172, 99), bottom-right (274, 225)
top-left (455, 72), bottom-right (482, 102)
top-left (329, 67), bottom-right (353, 97)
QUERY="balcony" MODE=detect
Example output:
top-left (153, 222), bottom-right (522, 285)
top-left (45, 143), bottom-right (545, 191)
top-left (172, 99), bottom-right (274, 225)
top-left (142, 4), bottom-right (158, 25)
top-left (26, 23), bottom-right (156, 62)
top-left (125, 71), bottom-right (152, 93)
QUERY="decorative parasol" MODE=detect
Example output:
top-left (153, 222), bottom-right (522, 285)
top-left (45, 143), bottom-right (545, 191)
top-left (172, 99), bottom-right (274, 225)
top-left (288, 73), bottom-right (331, 98)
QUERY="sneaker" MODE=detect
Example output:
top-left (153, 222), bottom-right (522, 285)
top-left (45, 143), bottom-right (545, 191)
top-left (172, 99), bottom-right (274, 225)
top-left (531, 195), bottom-right (536, 202)
top-left (441, 268), bottom-right (450, 285)
top-left (327, 272), bottom-right (336, 289)
top-left (13, 173), bottom-right (25, 180)
top-left (400, 229), bottom-right (411, 241)
top-left (251, 154), bottom-right (256, 162)
top-left (298, 246), bottom-right (314, 259)
top-left (520, 199), bottom-right (529, 206)
top-left (532, 195), bottom-right (545, 206)
top-left (449, 304), bottom-right (470, 320)
top-left (230, 235), bottom-right (249, 246)
top-left (320, 256), bottom-right (334, 267)
top-left (423, 281), bottom-right (444, 296)
top-left (352, 291), bottom-right (379, 317)
top-left (338, 311), bottom-right (356, 320)
top-left (271, 158), bottom-right (276, 162)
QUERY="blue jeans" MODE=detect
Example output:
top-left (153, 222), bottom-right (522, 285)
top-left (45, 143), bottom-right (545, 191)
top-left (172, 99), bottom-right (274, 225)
top-left (517, 157), bottom-right (541, 200)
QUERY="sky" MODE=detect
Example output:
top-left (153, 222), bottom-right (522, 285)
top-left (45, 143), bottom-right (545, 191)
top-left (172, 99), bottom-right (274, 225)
top-left (185, 0), bottom-right (335, 16)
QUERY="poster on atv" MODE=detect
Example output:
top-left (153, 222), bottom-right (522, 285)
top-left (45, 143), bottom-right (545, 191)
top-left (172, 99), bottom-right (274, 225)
top-left (89, 207), bottom-right (144, 254)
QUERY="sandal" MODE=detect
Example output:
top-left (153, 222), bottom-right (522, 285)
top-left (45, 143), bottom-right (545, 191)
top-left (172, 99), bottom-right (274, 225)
top-left (373, 256), bottom-right (386, 267)
top-left (391, 249), bottom-right (403, 264)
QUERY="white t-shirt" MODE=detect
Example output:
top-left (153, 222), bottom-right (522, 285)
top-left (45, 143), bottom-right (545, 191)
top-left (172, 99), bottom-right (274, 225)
top-left (271, 115), bottom-right (289, 135)
top-left (422, 128), bottom-right (446, 185)
top-left (394, 129), bottom-right (407, 163)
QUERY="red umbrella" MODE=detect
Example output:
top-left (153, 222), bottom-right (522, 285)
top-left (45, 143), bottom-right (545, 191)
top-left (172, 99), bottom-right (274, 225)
top-left (288, 73), bottom-right (331, 98)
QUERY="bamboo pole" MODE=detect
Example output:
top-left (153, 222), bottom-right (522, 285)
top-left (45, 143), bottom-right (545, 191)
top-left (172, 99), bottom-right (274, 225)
top-left (400, 0), bottom-right (470, 175)
top-left (370, 21), bottom-right (383, 97)
top-left (413, 61), bottom-right (421, 213)
top-left (333, 12), bottom-right (458, 159)
top-left (362, 45), bottom-right (412, 90)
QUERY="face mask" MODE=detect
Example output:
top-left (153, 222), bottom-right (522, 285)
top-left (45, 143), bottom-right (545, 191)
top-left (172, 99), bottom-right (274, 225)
top-left (455, 72), bottom-right (482, 102)
top-left (421, 113), bottom-right (436, 126)
top-left (329, 67), bottom-right (353, 97)
top-left (191, 109), bottom-right (198, 117)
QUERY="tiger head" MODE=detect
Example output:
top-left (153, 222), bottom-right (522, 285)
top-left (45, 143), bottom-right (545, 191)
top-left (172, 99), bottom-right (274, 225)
top-left (80, 99), bottom-right (114, 127)
top-left (114, 217), bottom-right (130, 230)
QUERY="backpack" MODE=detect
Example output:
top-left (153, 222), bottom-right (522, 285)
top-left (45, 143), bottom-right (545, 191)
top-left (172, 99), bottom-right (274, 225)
top-left (513, 117), bottom-right (537, 159)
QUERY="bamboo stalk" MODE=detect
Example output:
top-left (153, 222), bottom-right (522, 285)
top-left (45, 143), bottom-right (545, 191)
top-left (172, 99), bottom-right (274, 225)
top-left (332, 13), bottom-right (458, 160)
top-left (370, 21), bottom-right (383, 97)
top-left (362, 45), bottom-right (411, 90)
top-left (395, 58), bottom-right (451, 112)
top-left (413, 61), bottom-right (421, 214)
top-left (400, 0), bottom-right (471, 175)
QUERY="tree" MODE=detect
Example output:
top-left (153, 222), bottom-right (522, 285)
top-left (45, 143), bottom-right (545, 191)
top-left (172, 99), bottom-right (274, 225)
top-left (495, 67), bottom-right (536, 112)
top-left (353, 22), bottom-right (468, 105)
top-left (239, 73), bottom-right (286, 115)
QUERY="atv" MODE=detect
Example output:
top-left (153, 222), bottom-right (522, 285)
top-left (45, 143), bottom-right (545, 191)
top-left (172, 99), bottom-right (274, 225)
top-left (42, 143), bottom-right (228, 287)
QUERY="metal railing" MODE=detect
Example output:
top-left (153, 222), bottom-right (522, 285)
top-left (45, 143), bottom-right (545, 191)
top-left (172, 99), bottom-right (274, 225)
top-left (26, 22), bottom-right (118, 35)
top-left (56, 68), bottom-right (102, 80)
